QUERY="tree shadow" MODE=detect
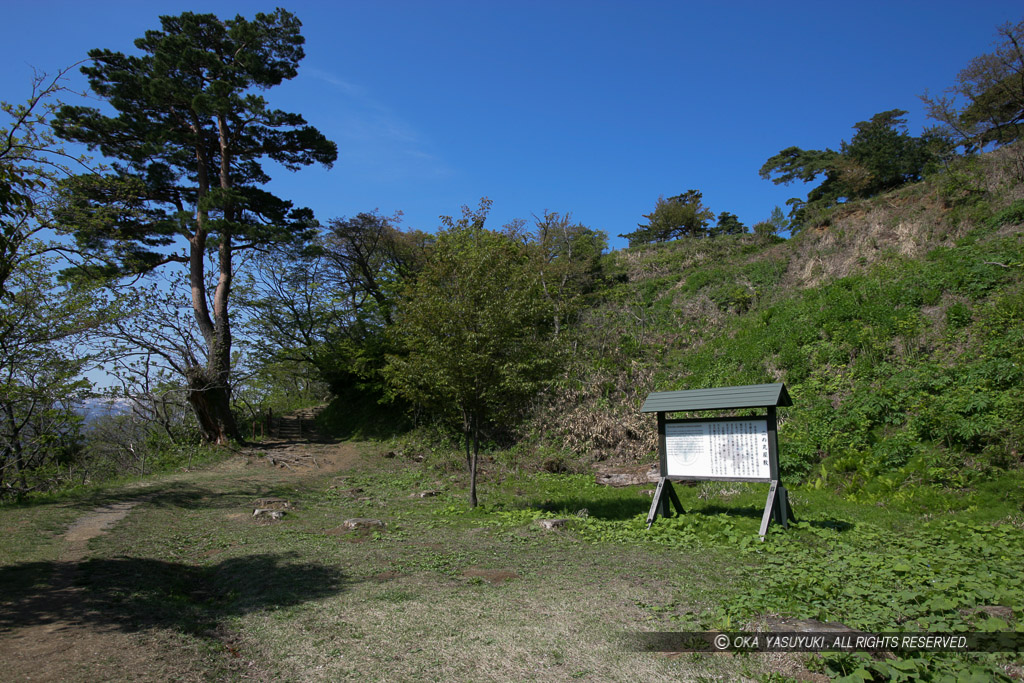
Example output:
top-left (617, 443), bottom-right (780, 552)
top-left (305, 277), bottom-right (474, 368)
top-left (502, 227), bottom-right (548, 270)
top-left (692, 504), bottom-right (771, 519)
top-left (58, 480), bottom-right (298, 514)
top-left (681, 504), bottom-right (854, 532)
top-left (529, 496), bottom-right (652, 521)
top-left (255, 435), bottom-right (337, 448)
top-left (804, 518), bottom-right (854, 532)
top-left (0, 552), bottom-right (347, 637)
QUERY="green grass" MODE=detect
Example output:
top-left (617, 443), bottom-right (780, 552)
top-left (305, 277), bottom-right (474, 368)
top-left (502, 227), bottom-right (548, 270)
top-left (1, 448), bottom-right (1021, 681)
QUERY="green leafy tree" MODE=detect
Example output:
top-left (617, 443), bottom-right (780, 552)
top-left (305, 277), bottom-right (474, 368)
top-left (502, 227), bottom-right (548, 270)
top-left (753, 206), bottom-right (789, 239)
top-left (531, 211), bottom-right (607, 336)
top-left (237, 211), bottom-right (432, 410)
top-left (842, 110), bottom-right (941, 193)
top-left (712, 211), bottom-right (746, 237)
top-left (768, 206), bottom-right (788, 235)
top-left (320, 212), bottom-right (432, 333)
top-left (384, 205), bottom-right (556, 506)
top-left (0, 73), bottom-right (109, 496)
top-left (922, 19), bottom-right (1024, 152)
top-left (760, 110), bottom-right (939, 227)
top-left (0, 243), bottom-right (104, 496)
top-left (1, 66), bottom-right (89, 297)
top-left (53, 10), bottom-right (337, 444)
top-left (620, 190), bottom-right (714, 246)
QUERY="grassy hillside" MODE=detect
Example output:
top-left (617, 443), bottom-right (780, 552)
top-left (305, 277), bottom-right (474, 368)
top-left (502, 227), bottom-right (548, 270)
top-left (526, 146), bottom-right (1024, 506)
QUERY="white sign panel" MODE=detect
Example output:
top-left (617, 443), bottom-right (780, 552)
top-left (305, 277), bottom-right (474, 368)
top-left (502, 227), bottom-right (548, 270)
top-left (665, 419), bottom-right (771, 480)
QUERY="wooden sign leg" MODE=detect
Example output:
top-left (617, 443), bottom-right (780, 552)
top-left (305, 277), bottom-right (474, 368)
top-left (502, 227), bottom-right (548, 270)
top-left (646, 478), bottom-right (667, 529)
top-left (772, 484), bottom-right (792, 528)
top-left (658, 483), bottom-right (674, 519)
top-left (758, 480), bottom-right (779, 539)
top-left (665, 479), bottom-right (685, 516)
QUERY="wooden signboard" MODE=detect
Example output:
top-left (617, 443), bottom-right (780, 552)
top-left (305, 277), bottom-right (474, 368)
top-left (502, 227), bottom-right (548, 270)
top-left (640, 383), bottom-right (794, 538)
top-left (664, 417), bottom-right (772, 480)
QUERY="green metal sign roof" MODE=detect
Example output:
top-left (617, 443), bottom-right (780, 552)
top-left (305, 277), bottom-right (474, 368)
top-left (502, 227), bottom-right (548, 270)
top-left (640, 383), bottom-right (792, 413)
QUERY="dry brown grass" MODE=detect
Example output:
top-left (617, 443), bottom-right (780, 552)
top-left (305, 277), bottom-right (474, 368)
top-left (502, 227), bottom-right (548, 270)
top-left (531, 363), bottom-right (658, 464)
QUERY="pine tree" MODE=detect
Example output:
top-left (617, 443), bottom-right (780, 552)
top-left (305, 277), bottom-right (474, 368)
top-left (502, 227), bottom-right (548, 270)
top-left (54, 10), bottom-right (337, 443)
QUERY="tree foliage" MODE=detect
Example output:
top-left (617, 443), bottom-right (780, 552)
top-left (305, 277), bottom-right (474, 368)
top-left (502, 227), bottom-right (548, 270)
top-left (52, 9), bottom-right (337, 444)
top-left (0, 252), bottom-right (103, 496)
top-left (712, 211), bottom-right (746, 237)
top-left (922, 19), bottom-right (1024, 152)
top-left (384, 204), bottom-right (557, 506)
top-left (0, 73), bottom-right (110, 497)
top-left (239, 211), bottom-right (433, 403)
top-left (531, 211), bottom-right (607, 336)
top-left (760, 110), bottom-right (940, 228)
top-left (753, 206), bottom-right (788, 239)
top-left (620, 190), bottom-right (715, 246)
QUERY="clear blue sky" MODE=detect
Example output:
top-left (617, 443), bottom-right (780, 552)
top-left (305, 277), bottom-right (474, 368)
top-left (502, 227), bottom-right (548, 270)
top-left (2, 0), bottom-right (1022, 249)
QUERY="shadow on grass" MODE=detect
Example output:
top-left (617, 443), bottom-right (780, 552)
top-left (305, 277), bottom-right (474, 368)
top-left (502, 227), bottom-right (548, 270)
top-left (530, 496), bottom-right (652, 520)
top-left (525, 497), bottom-right (855, 533)
top-left (692, 504), bottom-right (773, 519)
top-left (0, 552), bottom-right (347, 636)
top-left (804, 519), bottom-right (855, 532)
top-left (1, 473), bottom-right (273, 513)
top-left (53, 480), bottom-right (298, 514)
top-left (315, 390), bottom-right (411, 441)
top-left (693, 504), bottom-right (853, 532)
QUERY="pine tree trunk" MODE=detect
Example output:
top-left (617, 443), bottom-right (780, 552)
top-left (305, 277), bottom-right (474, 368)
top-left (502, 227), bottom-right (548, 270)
top-left (185, 366), bottom-right (239, 445)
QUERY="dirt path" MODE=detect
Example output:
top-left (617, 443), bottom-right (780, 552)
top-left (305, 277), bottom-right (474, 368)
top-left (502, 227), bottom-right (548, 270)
top-left (62, 501), bottom-right (146, 560)
top-left (0, 500), bottom-right (152, 681)
top-left (0, 415), bottom-right (359, 682)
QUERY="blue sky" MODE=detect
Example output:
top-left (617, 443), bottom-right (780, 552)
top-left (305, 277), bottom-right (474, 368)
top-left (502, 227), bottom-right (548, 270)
top-left (2, 1), bottom-right (1022, 249)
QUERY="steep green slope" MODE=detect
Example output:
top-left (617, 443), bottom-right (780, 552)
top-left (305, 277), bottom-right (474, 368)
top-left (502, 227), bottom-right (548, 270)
top-left (538, 150), bottom-right (1024, 502)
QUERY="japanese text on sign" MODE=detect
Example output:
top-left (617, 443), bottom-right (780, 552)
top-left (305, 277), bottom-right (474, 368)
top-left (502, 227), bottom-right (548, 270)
top-left (664, 419), bottom-right (771, 480)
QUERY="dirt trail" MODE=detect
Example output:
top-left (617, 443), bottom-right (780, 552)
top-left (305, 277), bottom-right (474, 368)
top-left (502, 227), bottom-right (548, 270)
top-left (0, 412), bottom-right (357, 682)
top-left (62, 500), bottom-right (146, 559)
top-left (0, 500), bottom-right (150, 681)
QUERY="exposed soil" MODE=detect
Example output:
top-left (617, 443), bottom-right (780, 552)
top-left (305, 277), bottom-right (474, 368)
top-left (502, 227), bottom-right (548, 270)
top-left (0, 412), bottom-right (359, 682)
top-left (0, 501), bottom-right (156, 682)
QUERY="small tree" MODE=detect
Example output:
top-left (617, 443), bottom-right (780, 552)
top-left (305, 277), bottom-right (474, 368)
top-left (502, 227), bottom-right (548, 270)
top-left (760, 110), bottom-right (939, 227)
top-left (620, 190), bottom-right (714, 246)
top-left (754, 206), bottom-right (789, 240)
top-left (531, 211), bottom-right (607, 336)
top-left (768, 206), bottom-right (789, 235)
top-left (712, 211), bottom-right (746, 237)
top-left (384, 208), bottom-right (556, 506)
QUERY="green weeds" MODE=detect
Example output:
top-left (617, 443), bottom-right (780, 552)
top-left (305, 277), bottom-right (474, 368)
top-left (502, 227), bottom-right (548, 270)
top-left (417, 468), bottom-right (1024, 681)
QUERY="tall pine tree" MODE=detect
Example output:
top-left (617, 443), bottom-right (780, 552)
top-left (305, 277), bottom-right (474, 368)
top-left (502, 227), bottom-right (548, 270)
top-left (54, 10), bottom-right (336, 443)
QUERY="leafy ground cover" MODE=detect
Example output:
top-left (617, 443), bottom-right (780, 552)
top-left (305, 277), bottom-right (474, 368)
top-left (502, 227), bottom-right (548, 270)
top-left (2, 442), bottom-right (1021, 681)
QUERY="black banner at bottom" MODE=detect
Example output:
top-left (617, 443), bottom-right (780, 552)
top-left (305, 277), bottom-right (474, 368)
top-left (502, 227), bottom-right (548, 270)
top-left (623, 631), bottom-right (1024, 653)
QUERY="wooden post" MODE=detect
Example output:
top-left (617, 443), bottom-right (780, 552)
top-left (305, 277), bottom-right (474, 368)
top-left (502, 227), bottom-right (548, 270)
top-left (646, 478), bottom-right (685, 529)
top-left (646, 478), bottom-right (667, 529)
top-left (759, 480), bottom-right (779, 539)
